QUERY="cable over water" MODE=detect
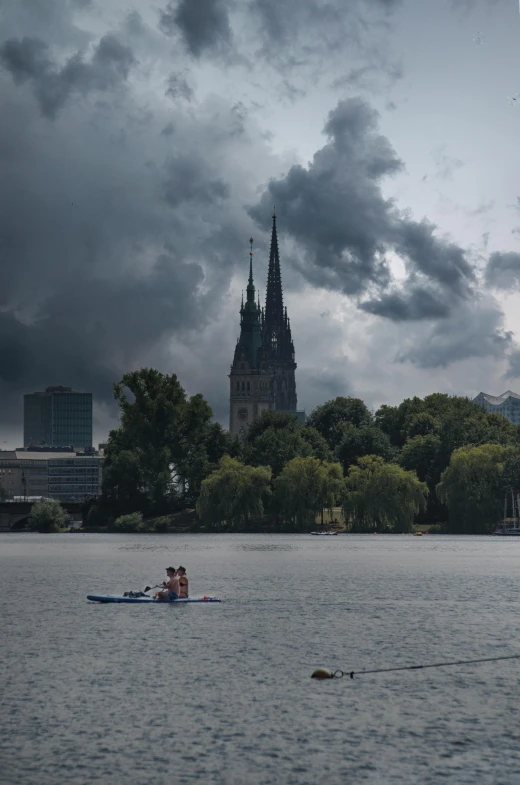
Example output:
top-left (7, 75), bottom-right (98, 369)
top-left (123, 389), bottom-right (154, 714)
top-left (311, 653), bottom-right (520, 680)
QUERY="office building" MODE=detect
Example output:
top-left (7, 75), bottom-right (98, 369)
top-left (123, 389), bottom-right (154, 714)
top-left (0, 450), bottom-right (103, 502)
top-left (24, 386), bottom-right (93, 449)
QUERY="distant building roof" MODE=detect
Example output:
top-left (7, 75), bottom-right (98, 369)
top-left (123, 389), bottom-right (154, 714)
top-left (474, 390), bottom-right (520, 406)
top-left (14, 451), bottom-right (78, 460)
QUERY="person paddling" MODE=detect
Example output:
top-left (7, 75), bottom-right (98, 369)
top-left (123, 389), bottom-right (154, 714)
top-left (177, 566), bottom-right (189, 598)
top-left (154, 567), bottom-right (179, 601)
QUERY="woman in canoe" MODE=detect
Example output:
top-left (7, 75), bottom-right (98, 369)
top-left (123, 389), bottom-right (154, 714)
top-left (177, 566), bottom-right (188, 598)
top-left (154, 567), bottom-right (179, 601)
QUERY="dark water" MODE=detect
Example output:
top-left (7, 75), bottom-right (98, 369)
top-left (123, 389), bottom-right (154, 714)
top-left (2, 533), bottom-right (520, 784)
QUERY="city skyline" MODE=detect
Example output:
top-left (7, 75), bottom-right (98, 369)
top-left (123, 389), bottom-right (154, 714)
top-left (1, 0), bottom-right (520, 449)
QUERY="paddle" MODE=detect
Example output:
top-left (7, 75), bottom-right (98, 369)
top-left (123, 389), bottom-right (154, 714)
top-left (123, 584), bottom-right (163, 597)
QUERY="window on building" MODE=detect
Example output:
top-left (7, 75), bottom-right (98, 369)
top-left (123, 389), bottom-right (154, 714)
top-left (247, 382), bottom-right (250, 392)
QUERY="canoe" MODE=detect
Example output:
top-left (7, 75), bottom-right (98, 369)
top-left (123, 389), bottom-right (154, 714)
top-left (87, 595), bottom-right (221, 604)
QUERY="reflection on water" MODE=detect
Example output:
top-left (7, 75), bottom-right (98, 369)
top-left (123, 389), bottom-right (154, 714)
top-left (2, 533), bottom-right (520, 785)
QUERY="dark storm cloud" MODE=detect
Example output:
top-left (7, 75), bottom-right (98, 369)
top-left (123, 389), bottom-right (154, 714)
top-left (250, 98), bottom-right (475, 306)
top-left (0, 0), bottom-right (271, 434)
top-left (485, 252), bottom-right (520, 290)
top-left (0, 34), bottom-right (136, 118)
top-left (360, 287), bottom-right (451, 321)
top-left (396, 302), bottom-right (512, 369)
top-left (162, 155), bottom-right (230, 207)
top-left (159, 0), bottom-right (233, 57)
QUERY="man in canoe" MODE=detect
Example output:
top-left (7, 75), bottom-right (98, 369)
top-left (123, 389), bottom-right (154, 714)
top-left (154, 567), bottom-right (179, 601)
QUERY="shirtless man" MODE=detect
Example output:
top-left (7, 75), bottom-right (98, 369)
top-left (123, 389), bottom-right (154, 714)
top-left (177, 566), bottom-right (189, 598)
top-left (154, 567), bottom-right (179, 601)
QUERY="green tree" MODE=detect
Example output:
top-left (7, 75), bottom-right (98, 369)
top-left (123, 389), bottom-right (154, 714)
top-left (28, 499), bottom-right (68, 532)
top-left (196, 456), bottom-right (272, 529)
top-left (336, 424), bottom-right (394, 473)
top-left (245, 426), bottom-right (313, 477)
top-left (245, 410), bottom-right (302, 443)
top-left (343, 455), bottom-right (428, 533)
top-left (307, 397), bottom-right (373, 450)
top-left (436, 443), bottom-right (510, 534)
top-left (113, 512), bottom-right (144, 532)
top-left (102, 369), bottom-right (231, 516)
top-left (273, 457), bottom-right (343, 529)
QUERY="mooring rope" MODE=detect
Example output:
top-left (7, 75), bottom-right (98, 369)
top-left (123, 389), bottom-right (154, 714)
top-left (311, 653), bottom-right (520, 680)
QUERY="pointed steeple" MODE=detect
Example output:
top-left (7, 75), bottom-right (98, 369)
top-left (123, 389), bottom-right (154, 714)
top-left (264, 206), bottom-right (284, 331)
top-left (246, 237), bottom-right (255, 303)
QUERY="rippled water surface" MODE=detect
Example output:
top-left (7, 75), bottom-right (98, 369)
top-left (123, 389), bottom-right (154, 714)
top-left (2, 533), bottom-right (520, 784)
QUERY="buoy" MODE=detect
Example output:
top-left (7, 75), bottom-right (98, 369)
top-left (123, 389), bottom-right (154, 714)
top-left (311, 668), bottom-right (334, 679)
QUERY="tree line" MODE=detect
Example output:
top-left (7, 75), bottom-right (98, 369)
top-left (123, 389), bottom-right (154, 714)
top-left (79, 369), bottom-right (520, 534)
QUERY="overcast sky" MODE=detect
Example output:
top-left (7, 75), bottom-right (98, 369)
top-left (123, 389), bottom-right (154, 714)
top-left (1, 0), bottom-right (520, 447)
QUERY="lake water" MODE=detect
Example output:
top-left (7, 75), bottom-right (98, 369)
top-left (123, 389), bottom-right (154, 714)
top-left (2, 533), bottom-right (520, 784)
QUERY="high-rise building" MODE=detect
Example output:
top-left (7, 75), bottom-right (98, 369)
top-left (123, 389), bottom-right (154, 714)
top-left (229, 210), bottom-right (303, 437)
top-left (23, 386), bottom-right (93, 449)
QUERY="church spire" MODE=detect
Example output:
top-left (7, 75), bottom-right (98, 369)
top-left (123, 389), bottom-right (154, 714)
top-left (246, 237), bottom-right (255, 303)
top-left (264, 206), bottom-right (284, 331)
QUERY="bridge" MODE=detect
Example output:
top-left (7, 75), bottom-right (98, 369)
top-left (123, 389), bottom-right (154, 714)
top-left (0, 501), bottom-right (84, 531)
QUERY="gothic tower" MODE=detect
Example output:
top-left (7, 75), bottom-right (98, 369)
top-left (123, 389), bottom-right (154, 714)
top-left (261, 208), bottom-right (297, 412)
top-left (229, 239), bottom-right (272, 438)
top-left (229, 213), bottom-right (297, 437)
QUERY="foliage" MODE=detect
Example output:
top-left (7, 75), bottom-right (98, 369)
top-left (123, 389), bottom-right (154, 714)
top-left (436, 444), bottom-right (511, 534)
top-left (273, 457), bottom-right (343, 528)
top-left (28, 500), bottom-right (68, 532)
top-left (84, 503), bottom-right (108, 528)
top-left (113, 512), bottom-right (144, 532)
top-left (152, 516), bottom-right (171, 533)
top-left (343, 455), bottom-right (428, 533)
top-left (245, 409), bottom-right (302, 443)
top-left (196, 456), bottom-right (272, 528)
top-left (244, 426), bottom-right (313, 477)
top-left (101, 369), bottom-right (233, 518)
top-left (307, 397), bottom-right (373, 450)
top-left (336, 424), bottom-right (394, 473)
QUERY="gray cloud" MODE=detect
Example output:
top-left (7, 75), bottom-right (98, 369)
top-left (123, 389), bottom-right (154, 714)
top-left (162, 155), bottom-right (230, 207)
top-left (250, 98), bottom-right (475, 307)
top-left (165, 71), bottom-right (193, 101)
top-left (504, 348), bottom-right (520, 380)
top-left (360, 287), bottom-right (451, 321)
top-left (159, 0), bottom-right (233, 57)
top-left (396, 300), bottom-right (512, 369)
top-left (485, 252), bottom-right (520, 290)
top-left (0, 34), bottom-right (136, 118)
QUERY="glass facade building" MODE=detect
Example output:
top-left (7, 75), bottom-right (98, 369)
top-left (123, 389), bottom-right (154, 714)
top-left (473, 390), bottom-right (520, 425)
top-left (24, 387), bottom-right (93, 449)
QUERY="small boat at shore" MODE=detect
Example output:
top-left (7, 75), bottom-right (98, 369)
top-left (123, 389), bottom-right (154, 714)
top-left (492, 528), bottom-right (520, 536)
top-left (87, 595), bottom-right (221, 604)
top-left (310, 530), bottom-right (338, 536)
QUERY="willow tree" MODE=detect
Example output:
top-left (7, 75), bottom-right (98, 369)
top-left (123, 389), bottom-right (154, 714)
top-left (344, 455), bottom-right (427, 533)
top-left (196, 456), bottom-right (272, 529)
top-left (436, 443), bottom-right (511, 533)
top-left (273, 457), bottom-right (343, 529)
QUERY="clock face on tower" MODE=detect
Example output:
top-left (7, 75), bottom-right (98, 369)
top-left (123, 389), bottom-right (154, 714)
top-left (238, 407), bottom-right (248, 421)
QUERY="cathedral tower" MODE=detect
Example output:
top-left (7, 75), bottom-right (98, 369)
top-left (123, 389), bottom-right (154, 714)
top-left (261, 208), bottom-right (297, 412)
top-left (229, 213), bottom-right (298, 437)
top-left (229, 239), bottom-right (272, 438)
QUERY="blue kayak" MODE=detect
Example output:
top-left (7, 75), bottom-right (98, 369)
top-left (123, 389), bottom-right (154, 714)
top-left (87, 594), bottom-right (221, 604)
